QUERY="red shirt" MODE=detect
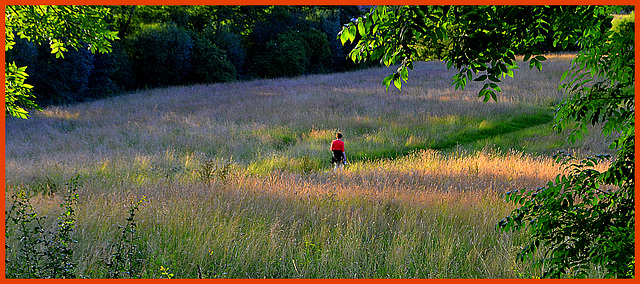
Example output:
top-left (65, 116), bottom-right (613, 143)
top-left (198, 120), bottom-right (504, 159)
top-left (331, 139), bottom-right (345, 152)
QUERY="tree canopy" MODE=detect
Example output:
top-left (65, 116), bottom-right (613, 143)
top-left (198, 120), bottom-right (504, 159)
top-left (5, 5), bottom-right (365, 115)
top-left (340, 5), bottom-right (634, 278)
top-left (5, 5), bottom-right (119, 118)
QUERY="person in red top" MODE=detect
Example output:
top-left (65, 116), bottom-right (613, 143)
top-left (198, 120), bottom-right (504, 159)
top-left (330, 132), bottom-right (347, 171)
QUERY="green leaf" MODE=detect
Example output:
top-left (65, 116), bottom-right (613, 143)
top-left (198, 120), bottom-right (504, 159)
top-left (393, 77), bottom-right (402, 91)
top-left (339, 28), bottom-right (350, 44)
top-left (560, 70), bottom-right (570, 82)
top-left (357, 20), bottom-right (366, 37)
top-left (400, 66), bottom-right (409, 81)
top-left (499, 63), bottom-right (508, 74)
top-left (491, 92), bottom-right (497, 102)
top-left (349, 50), bottom-right (359, 62)
top-left (347, 25), bottom-right (357, 43)
top-left (507, 51), bottom-right (516, 64)
top-left (489, 83), bottom-right (502, 92)
top-left (435, 27), bottom-right (445, 40)
top-left (382, 74), bottom-right (394, 90)
top-left (483, 91), bottom-right (491, 103)
top-left (474, 74), bottom-right (488, 82)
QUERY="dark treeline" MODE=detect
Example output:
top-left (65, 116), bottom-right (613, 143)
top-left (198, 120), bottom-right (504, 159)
top-left (8, 5), bottom-right (608, 107)
top-left (6, 6), bottom-right (367, 106)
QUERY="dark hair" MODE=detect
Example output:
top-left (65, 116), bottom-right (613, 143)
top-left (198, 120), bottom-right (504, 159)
top-left (337, 132), bottom-right (343, 139)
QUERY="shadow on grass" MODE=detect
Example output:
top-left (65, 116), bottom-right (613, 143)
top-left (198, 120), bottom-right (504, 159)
top-left (349, 110), bottom-right (555, 162)
top-left (429, 110), bottom-right (555, 150)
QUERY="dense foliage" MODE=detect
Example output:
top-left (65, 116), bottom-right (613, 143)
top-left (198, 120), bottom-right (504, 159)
top-left (5, 5), bottom-right (365, 113)
top-left (506, 11), bottom-right (635, 278)
top-left (340, 5), bottom-right (634, 278)
top-left (125, 23), bottom-right (194, 88)
top-left (5, 5), bottom-right (118, 118)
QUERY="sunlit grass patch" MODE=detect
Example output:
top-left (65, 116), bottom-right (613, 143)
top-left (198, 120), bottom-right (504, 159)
top-left (245, 154), bottom-right (322, 175)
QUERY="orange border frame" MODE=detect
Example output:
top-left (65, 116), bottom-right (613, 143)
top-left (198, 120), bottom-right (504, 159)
top-left (1, 1), bottom-right (637, 283)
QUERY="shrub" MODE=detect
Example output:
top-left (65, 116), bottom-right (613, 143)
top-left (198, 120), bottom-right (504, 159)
top-left (611, 11), bottom-right (635, 35)
top-left (188, 33), bottom-right (236, 84)
top-left (5, 177), bottom-right (148, 279)
top-left (301, 28), bottom-right (331, 73)
top-left (106, 196), bottom-right (147, 278)
top-left (5, 177), bottom-right (80, 279)
top-left (247, 6), bottom-right (302, 50)
top-left (25, 43), bottom-right (94, 105)
top-left (126, 23), bottom-right (193, 88)
top-left (85, 41), bottom-right (133, 98)
top-left (309, 9), bottom-right (348, 73)
top-left (252, 29), bottom-right (308, 78)
top-left (209, 26), bottom-right (247, 77)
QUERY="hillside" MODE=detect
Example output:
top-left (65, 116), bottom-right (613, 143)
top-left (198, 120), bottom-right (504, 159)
top-left (4, 55), bottom-right (613, 278)
top-left (5, 55), bottom-right (609, 179)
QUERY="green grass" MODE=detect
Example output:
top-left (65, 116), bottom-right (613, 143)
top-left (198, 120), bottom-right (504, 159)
top-left (5, 55), bottom-right (612, 278)
top-left (428, 110), bottom-right (555, 150)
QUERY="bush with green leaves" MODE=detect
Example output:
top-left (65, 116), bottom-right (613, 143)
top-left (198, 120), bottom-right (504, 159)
top-left (85, 42), bottom-right (133, 99)
top-left (252, 29), bottom-right (309, 78)
top-left (5, 177), bottom-right (148, 279)
top-left (188, 33), bottom-right (236, 84)
top-left (126, 23), bottom-right (193, 88)
top-left (251, 27), bottom-right (331, 78)
top-left (209, 26), bottom-right (247, 77)
top-left (5, 177), bottom-right (80, 278)
top-left (302, 28), bottom-right (332, 73)
top-left (500, 9), bottom-right (634, 278)
top-left (106, 196), bottom-right (147, 279)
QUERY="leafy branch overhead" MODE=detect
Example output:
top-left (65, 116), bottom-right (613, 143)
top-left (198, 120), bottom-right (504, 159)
top-left (5, 5), bottom-right (119, 118)
top-left (341, 5), bottom-right (634, 278)
top-left (340, 6), bottom-right (601, 101)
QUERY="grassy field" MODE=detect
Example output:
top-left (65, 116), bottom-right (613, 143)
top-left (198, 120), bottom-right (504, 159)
top-left (4, 55), bottom-right (612, 278)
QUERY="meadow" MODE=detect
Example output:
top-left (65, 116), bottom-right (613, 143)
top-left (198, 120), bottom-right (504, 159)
top-left (4, 54), bottom-right (612, 278)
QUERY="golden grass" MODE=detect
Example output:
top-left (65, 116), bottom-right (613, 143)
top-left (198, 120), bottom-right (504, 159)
top-left (8, 146), bottom-right (605, 278)
top-left (54, 148), bottom-right (559, 278)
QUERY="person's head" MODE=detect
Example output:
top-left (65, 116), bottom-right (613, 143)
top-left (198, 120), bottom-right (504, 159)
top-left (337, 132), bottom-right (343, 139)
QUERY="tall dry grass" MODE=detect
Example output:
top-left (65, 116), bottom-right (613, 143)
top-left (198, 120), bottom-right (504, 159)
top-left (5, 55), bottom-right (612, 278)
top-left (10, 148), bottom-right (573, 278)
